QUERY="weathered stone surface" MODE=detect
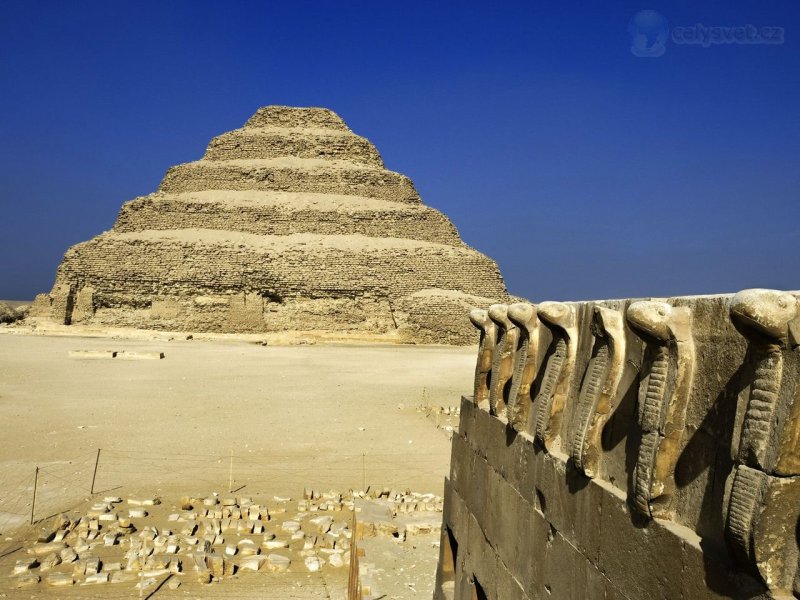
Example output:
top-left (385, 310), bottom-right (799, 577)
top-left (626, 300), bottom-right (695, 519)
top-left (532, 301), bottom-right (578, 451)
top-left (505, 302), bottom-right (539, 431)
top-left (469, 308), bottom-right (496, 410)
top-left (266, 553), bottom-right (291, 572)
top-left (36, 105), bottom-right (508, 343)
top-left (569, 306), bottom-right (628, 479)
top-left (437, 290), bottom-right (800, 600)
top-left (487, 304), bottom-right (518, 417)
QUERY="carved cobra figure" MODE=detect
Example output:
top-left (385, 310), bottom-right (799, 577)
top-left (487, 304), bottom-right (518, 417)
top-left (469, 308), bottom-right (497, 411)
top-left (533, 301), bottom-right (577, 451)
top-left (570, 306), bottom-right (626, 478)
top-left (726, 289), bottom-right (800, 592)
top-left (506, 303), bottom-right (539, 432)
top-left (626, 301), bottom-right (694, 519)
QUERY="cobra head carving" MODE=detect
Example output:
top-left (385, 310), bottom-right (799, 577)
top-left (469, 308), bottom-right (497, 410)
top-left (469, 307), bottom-right (492, 332)
top-left (487, 304), bottom-right (518, 417)
top-left (507, 303), bottom-right (537, 333)
top-left (729, 288), bottom-right (800, 344)
top-left (532, 301), bottom-right (578, 451)
top-left (538, 301), bottom-right (577, 331)
top-left (725, 289), bottom-right (800, 592)
top-left (506, 303), bottom-right (539, 432)
top-left (626, 300), bottom-right (694, 519)
top-left (570, 305), bottom-right (627, 478)
top-left (626, 301), bottom-right (674, 342)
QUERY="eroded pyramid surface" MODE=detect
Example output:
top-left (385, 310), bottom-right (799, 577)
top-left (33, 106), bottom-right (508, 343)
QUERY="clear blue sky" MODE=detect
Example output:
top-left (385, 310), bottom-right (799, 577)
top-left (1, 1), bottom-right (798, 302)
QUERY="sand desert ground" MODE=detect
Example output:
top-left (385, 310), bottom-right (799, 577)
top-left (0, 328), bottom-right (470, 597)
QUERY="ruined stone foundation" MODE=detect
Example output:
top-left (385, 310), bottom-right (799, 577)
top-left (33, 106), bottom-right (508, 343)
top-left (435, 289), bottom-right (800, 599)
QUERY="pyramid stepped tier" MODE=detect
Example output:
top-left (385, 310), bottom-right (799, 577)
top-left (57, 230), bottom-right (504, 298)
top-left (113, 191), bottom-right (462, 244)
top-left (244, 106), bottom-right (351, 131)
top-left (34, 105), bottom-right (509, 343)
top-left (204, 127), bottom-right (385, 166)
top-left (159, 158), bottom-right (420, 203)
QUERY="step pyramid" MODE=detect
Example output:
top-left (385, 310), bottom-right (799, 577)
top-left (33, 106), bottom-right (509, 343)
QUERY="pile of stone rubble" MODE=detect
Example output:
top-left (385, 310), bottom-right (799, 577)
top-left (10, 487), bottom-right (443, 590)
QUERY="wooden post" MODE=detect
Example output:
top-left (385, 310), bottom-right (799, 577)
top-left (228, 449), bottom-right (234, 493)
top-left (90, 448), bottom-right (101, 495)
top-left (30, 467), bottom-right (39, 525)
top-left (362, 453), bottom-right (366, 491)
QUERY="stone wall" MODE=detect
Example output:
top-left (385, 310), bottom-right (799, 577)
top-left (434, 290), bottom-right (800, 599)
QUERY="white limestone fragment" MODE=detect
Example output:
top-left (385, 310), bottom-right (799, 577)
top-left (83, 572), bottom-right (109, 584)
top-left (13, 558), bottom-right (38, 575)
top-left (46, 573), bottom-right (74, 586)
top-left (329, 552), bottom-right (344, 568)
top-left (238, 555), bottom-right (267, 571)
top-left (135, 577), bottom-right (157, 590)
top-left (15, 573), bottom-right (39, 587)
top-left (40, 552), bottom-right (61, 571)
top-left (309, 515), bottom-right (333, 533)
top-left (237, 538), bottom-right (259, 556)
top-left (304, 556), bottom-right (324, 572)
top-left (266, 553), bottom-right (290, 572)
top-left (281, 520), bottom-right (301, 533)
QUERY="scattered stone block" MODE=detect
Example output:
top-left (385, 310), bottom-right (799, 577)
top-left (39, 552), bottom-right (61, 571)
top-left (238, 555), bottom-right (268, 571)
top-left (116, 351), bottom-right (165, 360)
top-left (304, 556), bottom-right (323, 572)
top-left (329, 552), bottom-right (345, 568)
top-left (237, 538), bottom-right (259, 555)
top-left (134, 577), bottom-right (157, 590)
top-left (141, 568), bottom-right (170, 577)
top-left (110, 571), bottom-right (136, 583)
top-left (266, 553), bottom-right (290, 572)
top-left (206, 554), bottom-right (225, 578)
top-left (16, 573), bottom-right (39, 588)
top-left (29, 541), bottom-right (66, 556)
top-left (68, 350), bottom-right (116, 360)
top-left (83, 572), bottom-right (109, 584)
top-left (13, 558), bottom-right (38, 574)
top-left (128, 497), bottom-right (160, 506)
top-left (309, 515), bottom-right (333, 533)
top-left (46, 573), bottom-right (74, 587)
top-left (59, 546), bottom-right (78, 563)
top-left (281, 520), bottom-right (301, 533)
